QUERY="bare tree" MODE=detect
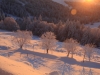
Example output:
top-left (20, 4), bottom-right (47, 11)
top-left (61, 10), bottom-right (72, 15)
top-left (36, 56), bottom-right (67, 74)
top-left (63, 38), bottom-right (79, 58)
top-left (41, 32), bottom-right (57, 54)
top-left (84, 44), bottom-right (95, 62)
top-left (12, 30), bottom-right (32, 49)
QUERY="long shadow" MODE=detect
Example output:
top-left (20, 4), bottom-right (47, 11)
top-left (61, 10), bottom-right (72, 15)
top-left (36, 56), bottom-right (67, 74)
top-left (59, 57), bottom-right (77, 64)
top-left (0, 68), bottom-right (13, 75)
top-left (80, 61), bottom-right (100, 69)
top-left (59, 57), bottom-right (100, 69)
top-left (11, 49), bottom-right (58, 59)
top-left (8, 48), bottom-right (100, 69)
top-left (0, 46), bottom-right (9, 50)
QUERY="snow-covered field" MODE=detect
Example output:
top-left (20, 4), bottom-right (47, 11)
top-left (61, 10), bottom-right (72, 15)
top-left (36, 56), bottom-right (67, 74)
top-left (0, 30), bottom-right (100, 75)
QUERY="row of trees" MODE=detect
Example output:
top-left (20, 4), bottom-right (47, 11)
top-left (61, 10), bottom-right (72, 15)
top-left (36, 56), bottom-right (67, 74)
top-left (63, 39), bottom-right (96, 62)
top-left (13, 30), bottom-right (96, 62)
top-left (20, 16), bottom-right (100, 47)
top-left (0, 16), bottom-right (100, 47)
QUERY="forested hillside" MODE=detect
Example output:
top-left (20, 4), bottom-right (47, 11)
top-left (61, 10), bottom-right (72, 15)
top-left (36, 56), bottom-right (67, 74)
top-left (0, 0), bottom-right (100, 47)
top-left (0, 0), bottom-right (70, 23)
top-left (0, 0), bottom-right (100, 24)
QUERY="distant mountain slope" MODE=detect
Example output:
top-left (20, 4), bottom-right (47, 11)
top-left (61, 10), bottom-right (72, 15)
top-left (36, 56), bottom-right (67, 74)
top-left (0, 0), bottom-right (100, 24)
top-left (0, 0), bottom-right (70, 23)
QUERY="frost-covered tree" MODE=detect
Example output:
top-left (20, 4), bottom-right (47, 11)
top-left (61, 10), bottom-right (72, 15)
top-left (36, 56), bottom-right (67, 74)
top-left (63, 39), bottom-right (72, 57)
top-left (38, 15), bottom-right (42, 21)
top-left (82, 48), bottom-right (87, 62)
top-left (12, 30), bottom-right (32, 49)
top-left (4, 17), bottom-right (19, 31)
top-left (81, 27), bottom-right (91, 45)
top-left (31, 19), bottom-right (54, 36)
top-left (84, 44), bottom-right (95, 62)
top-left (41, 32), bottom-right (57, 54)
top-left (16, 17), bottom-right (32, 30)
top-left (63, 38), bottom-right (79, 58)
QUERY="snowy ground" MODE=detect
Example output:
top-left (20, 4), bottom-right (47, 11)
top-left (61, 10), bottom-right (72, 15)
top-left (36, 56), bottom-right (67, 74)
top-left (85, 22), bottom-right (100, 28)
top-left (0, 30), bottom-right (100, 75)
top-left (52, 0), bottom-right (68, 6)
top-left (0, 56), bottom-right (42, 75)
top-left (52, 0), bottom-right (84, 6)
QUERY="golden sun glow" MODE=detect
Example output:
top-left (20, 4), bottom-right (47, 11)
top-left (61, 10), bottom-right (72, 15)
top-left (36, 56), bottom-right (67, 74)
top-left (85, 0), bottom-right (94, 3)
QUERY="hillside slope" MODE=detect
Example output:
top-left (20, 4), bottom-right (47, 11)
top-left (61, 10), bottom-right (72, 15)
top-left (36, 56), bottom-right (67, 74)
top-left (0, 30), bottom-right (100, 75)
top-left (0, 56), bottom-right (43, 75)
top-left (0, 0), bottom-right (69, 23)
top-left (0, 0), bottom-right (100, 24)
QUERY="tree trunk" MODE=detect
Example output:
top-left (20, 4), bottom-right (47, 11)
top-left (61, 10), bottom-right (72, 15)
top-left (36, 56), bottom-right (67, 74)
top-left (20, 45), bottom-right (23, 49)
top-left (89, 58), bottom-right (91, 62)
top-left (83, 54), bottom-right (85, 62)
top-left (47, 49), bottom-right (49, 54)
top-left (72, 53), bottom-right (73, 58)
top-left (67, 52), bottom-right (70, 57)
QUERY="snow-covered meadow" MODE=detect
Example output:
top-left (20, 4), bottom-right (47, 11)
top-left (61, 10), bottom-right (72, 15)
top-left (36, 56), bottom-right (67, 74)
top-left (0, 30), bottom-right (100, 75)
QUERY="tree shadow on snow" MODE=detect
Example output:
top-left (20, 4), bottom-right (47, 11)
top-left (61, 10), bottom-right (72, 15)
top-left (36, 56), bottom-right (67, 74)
top-left (80, 61), bottom-right (100, 69)
top-left (59, 57), bottom-right (100, 69)
top-left (8, 48), bottom-right (57, 69)
top-left (11, 48), bottom-right (58, 60)
top-left (0, 68), bottom-right (13, 75)
top-left (8, 49), bottom-right (100, 69)
top-left (59, 57), bottom-right (77, 64)
top-left (0, 46), bottom-right (10, 50)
